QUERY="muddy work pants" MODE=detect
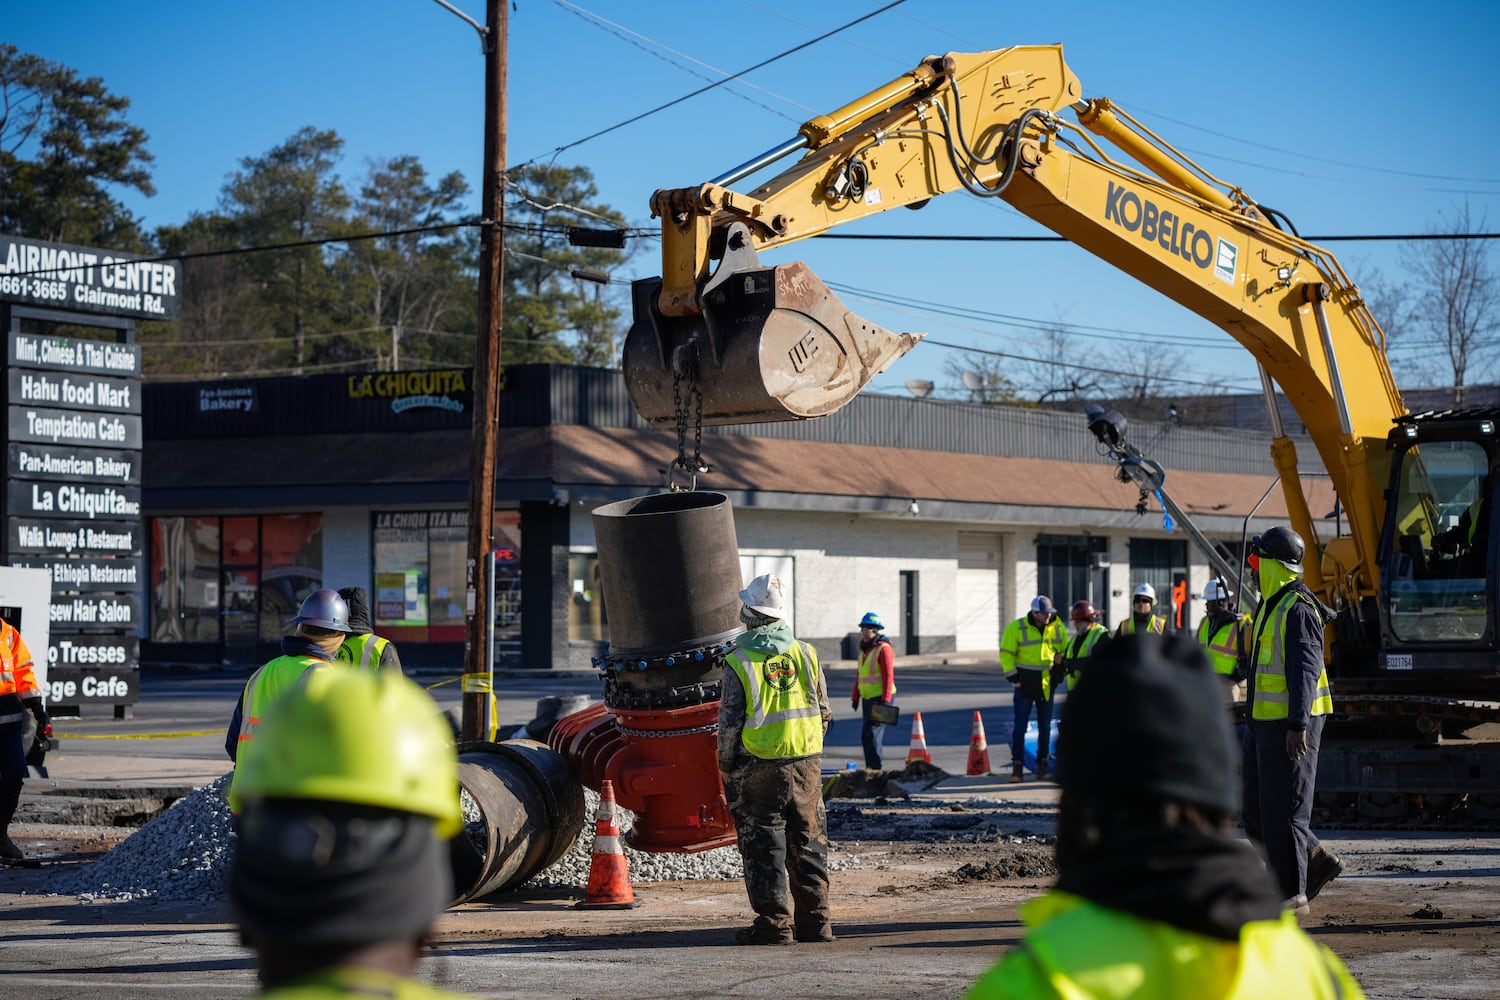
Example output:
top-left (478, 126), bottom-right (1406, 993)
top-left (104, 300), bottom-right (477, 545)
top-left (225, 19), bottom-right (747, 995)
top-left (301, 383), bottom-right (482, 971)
top-left (724, 755), bottom-right (831, 938)
top-left (1242, 716), bottom-right (1324, 899)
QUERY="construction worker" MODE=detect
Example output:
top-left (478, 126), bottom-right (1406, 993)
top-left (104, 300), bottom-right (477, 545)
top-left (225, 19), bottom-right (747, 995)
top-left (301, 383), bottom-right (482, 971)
top-left (850, 611), bottom-right (896, 770)
top-left (999, 596), bottom-right (1068, 783)
top-left (718, 573), bottom-right (835, 945)
top-left (229, 667), bottom-right (476, 999)
top-left (1197, 578), bottom-right (1251, 701)
top-left (0, 614), bottom-right (47, 865)
top-left (225, 589), bottom-right (352, 766)
top-left (964, 632), bottom-right (1366, 999)
top-left (1242, 526), bottom-right (1342, 914)
top-left (337, 586), bottom-right (402, 673)
top-left (1058, 600), bottom-right (1108, 691)
top-left (1115, 582), bottom-right (1166, 636)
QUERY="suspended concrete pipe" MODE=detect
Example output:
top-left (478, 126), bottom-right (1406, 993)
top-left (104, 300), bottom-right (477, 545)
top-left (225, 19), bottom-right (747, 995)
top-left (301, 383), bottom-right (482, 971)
top-left (448, 738), bottom-right (587, 903)
top-left (550, 490), bottom-right (744, 853)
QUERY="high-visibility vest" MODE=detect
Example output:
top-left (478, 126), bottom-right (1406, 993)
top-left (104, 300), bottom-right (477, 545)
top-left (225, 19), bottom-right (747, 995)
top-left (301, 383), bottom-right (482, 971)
top-left (725, 641), bottom-right (823, 761)
top-left (338, 632), bottom-right (391, 672)
top-left (1249, 587), bottom-right (1333, 722)
top-left (964, 891), bottom-right (1366, 1000)
top-left (856, 640), bottom-right (895, 700)
top-left (257, 963), bottom-right (477, 999)
top-left (1063, 623), bottom-right (1108, 687)
top-left (1196, 614), bottom-right (1251, 677)
top-left (0, 620), bottom-right (39, 725)
top-left (1115, 614), bottom-right (1165, 637)
top-left (1000, 617), bottom-right (1068, 699)
top-left (234, 654), bottom-right (331, 749)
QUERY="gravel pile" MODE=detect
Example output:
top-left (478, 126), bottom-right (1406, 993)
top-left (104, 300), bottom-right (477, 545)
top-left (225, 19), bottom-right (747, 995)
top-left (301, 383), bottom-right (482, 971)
top-left (525, 786), bottom-right (746, 888)
top-left (49, 775), bottom-right (235, 903)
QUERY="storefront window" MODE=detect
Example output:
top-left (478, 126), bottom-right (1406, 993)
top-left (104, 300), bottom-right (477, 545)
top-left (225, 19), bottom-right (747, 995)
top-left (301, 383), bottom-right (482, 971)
top-left (568, 552), bottom-right (606, 642)
top-left (1128, 537), bottom-right (1189, 632)
top-left (373, 509), bottom-right (519, 647)
top-left (148, 514), bottom-right (321, 646)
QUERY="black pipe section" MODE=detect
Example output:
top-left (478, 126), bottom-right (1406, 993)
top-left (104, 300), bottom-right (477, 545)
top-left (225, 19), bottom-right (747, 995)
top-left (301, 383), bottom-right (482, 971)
top-left (448, 738), bottom-right (586, 903)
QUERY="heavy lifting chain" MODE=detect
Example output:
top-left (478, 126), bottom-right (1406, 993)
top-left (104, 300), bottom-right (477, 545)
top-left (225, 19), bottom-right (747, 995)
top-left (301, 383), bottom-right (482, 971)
top-left (669, 344), bottom-right (711, 491)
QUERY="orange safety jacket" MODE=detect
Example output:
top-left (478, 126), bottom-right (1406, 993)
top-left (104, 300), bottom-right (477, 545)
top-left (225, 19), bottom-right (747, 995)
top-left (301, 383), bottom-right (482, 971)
top-left (0, 620), bottom-right (40, 726)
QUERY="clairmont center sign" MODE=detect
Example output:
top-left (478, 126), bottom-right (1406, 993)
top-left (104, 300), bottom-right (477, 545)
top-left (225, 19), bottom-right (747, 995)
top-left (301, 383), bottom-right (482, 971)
top-left (0, 234), bottom-right (181, 321)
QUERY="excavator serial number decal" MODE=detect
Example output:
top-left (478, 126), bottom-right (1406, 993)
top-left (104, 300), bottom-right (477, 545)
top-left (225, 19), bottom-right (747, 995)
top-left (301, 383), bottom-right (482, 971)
top-left (1103, 181), bottom-right (1237, 286)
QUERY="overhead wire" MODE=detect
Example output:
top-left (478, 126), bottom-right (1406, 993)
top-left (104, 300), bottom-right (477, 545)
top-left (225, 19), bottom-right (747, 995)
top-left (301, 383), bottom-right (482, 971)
top-left (513, 0), bottom-right (911, 169)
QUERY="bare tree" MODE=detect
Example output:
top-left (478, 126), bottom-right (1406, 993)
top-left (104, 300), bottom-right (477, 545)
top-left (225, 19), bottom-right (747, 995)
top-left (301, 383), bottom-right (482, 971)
top-left (943, 350), bottom-right (1023, 404)
top-left (1399, 203), bottom-right (1499, 405)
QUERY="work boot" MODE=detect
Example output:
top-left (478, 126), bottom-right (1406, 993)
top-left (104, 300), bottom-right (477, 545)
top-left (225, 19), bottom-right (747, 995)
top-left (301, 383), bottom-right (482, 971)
top-left (0, 831), bottom-right (26, 862)
top-left (1036, 763), bottom-right (1051, 782)
top-left (1306, 845), bottom-right (1344, 902)
top-left (794, 923), bottom-right (836, 943)
top-left (1282, 893), bottom-right (1310, 917)
top-left (734, 925), bottom-right (793, 946)
top-left (1009, 763), bottom-right (1025, 784)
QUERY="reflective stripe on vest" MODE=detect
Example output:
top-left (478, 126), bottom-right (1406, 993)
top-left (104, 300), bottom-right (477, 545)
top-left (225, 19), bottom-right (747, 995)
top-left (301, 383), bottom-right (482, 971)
top-left (856, 641), bottom-right (893, 700)
top-left (1116, 615), bottom-right (1165, 637)
top-left (1063, 624), bottom-right (1107, 687)
top-left (339, 633), bottom-right (389, 672)
top-left (1196, 615), bottom-right (1248, 676)
top-left (1250, 589), bottom-right (1333, 721)
top-left (0, 622), bottom-right (38, 700)
top-left (726, 642), bottom-right (823, 760)
top-left (236, 655), bottom-right (330, 746)
top-left (965, 892), bottom-right (1361, 1000)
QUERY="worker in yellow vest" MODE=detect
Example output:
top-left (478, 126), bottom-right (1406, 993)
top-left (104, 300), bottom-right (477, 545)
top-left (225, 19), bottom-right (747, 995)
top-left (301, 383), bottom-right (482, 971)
top-left (964, 632), bottom-right (1366, 1000)
top-left (999, 596), bottom-right (1069, 783)
top-left (1243, 526), bottom-right (1342, 914)
top-left (336, 587), bottom-right (402, 673)
top-left (719, 574), bottom-right (834, 945)
top-left (1196, 578), bottom-right (1251, 702)
top-left (1115, 582), bottom-right (1166, 636)
top-left (225, 589), bottom-right (352, 767)
top-left (1059, 600), bottom-right (1108, 691)
top-left (850, 611), bottom-right (896, 769)
top-left (229, 669), bottom-right (475, 999)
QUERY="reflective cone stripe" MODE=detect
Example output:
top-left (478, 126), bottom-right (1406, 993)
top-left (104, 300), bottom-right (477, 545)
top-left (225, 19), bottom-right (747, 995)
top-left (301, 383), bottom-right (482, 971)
top-left (905, 711), bottom-right (932, 765)
top-left (966, 710), bottom-right (992, 776)
top-left (577, 778), bottom-right (640, 909)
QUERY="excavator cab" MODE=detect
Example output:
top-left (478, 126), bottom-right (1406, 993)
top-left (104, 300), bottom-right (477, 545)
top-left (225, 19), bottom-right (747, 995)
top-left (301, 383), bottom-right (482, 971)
top-left (621, 223), bottom-right (923, 426)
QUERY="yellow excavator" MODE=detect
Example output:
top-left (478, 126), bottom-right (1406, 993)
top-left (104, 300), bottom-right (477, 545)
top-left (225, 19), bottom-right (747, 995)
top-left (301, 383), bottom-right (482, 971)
top-left (623, 45), bottom-right (1499, 821)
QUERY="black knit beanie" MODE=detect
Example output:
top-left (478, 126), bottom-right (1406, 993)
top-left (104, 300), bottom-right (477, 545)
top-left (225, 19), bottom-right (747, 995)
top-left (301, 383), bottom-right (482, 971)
top-left (1056, 632), bottom-right (1239, 814)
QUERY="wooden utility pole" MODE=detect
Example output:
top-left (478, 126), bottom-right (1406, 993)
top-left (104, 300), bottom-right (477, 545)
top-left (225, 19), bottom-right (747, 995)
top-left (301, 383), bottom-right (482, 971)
top-left (462, 0), bottom-right (507, 741)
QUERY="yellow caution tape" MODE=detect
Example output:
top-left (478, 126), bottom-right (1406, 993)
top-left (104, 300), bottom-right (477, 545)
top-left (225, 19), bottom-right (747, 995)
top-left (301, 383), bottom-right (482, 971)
top-left (460, 672), bottom-right (493, 694)
top-left (424, 676), bottom-right (462, 691)
top-left (50, 730), bottom-right (221, 740)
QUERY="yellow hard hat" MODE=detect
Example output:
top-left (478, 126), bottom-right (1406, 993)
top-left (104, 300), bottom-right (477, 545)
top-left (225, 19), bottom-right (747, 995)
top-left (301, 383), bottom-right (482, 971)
top-left (229, 668), bottom-right (462, 838)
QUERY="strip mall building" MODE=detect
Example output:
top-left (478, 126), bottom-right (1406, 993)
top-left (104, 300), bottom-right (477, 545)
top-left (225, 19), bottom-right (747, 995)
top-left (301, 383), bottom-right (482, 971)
top-left (140, 364), bottom-right (1331, 671)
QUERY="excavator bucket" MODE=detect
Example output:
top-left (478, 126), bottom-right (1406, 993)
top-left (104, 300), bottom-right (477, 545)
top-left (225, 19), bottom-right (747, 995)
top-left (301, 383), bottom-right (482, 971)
top-left (622, 257), bottom-right (924, 426)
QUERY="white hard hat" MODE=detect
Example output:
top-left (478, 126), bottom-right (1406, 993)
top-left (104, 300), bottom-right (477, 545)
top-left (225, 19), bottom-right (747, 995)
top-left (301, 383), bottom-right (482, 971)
top-left (738, 574), bottom-right (786, 619)
top-left (1203, 579), bottom-right (1232, 602)
top-left (1132, 582), bottom-right (1157, 601)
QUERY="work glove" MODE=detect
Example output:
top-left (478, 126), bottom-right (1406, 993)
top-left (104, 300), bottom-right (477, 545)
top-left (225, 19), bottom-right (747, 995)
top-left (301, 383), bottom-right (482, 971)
top-left (851, 693), bottom-right (859, 710)
top-left (1005, 672), bottom-right (1019, 686)
top-left (23, 696), bottom-right (47, 731)
top-left (1285, 728), bottom-right (1309, 761)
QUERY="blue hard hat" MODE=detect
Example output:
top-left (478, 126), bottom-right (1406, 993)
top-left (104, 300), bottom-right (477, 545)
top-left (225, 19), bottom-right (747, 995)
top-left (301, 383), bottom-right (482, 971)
top-left (858, 611), bottom-right (884, 630)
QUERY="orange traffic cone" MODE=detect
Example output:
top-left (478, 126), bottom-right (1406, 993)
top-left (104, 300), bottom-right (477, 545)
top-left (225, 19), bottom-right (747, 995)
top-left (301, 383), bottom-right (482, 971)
top-left (576, 779), bottom-right (640, 909)
top-left (905, 712), bottom-right (932, 765)
top-left (966, 711), bottom-right (992, 776)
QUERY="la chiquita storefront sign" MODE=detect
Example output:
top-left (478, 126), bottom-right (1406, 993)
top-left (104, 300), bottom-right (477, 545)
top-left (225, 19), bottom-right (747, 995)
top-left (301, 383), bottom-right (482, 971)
top-left (0, 234), bottom-right (181, 321)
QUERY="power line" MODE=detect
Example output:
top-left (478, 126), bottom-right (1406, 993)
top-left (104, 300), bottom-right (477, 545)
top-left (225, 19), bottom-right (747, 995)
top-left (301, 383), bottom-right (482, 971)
top-left (515, 0), bottom-right (910, 168)
top-left (815, 231), bottom-right (1500, 243)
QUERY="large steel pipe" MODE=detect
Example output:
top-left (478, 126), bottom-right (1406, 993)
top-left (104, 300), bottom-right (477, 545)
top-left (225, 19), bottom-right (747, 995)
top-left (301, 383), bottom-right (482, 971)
top-left (449, 739), bottom-right (586, 903)
top-left (551, 491), bottom-right (743, 852)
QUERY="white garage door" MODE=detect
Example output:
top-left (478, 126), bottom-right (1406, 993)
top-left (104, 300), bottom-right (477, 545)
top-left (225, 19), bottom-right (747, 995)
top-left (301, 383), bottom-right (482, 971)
top-left (956, 532), bottom-right (1002, 652)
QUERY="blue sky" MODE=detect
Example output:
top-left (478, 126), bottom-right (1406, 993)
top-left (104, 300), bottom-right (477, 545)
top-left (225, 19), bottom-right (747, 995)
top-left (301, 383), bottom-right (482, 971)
top-left (9, 0), bottom-right (1500, 401)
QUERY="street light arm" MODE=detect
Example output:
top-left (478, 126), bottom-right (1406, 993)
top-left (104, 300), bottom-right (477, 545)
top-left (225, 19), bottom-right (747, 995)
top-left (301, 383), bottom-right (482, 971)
top-left (430, 0), bottom-right (493, 52)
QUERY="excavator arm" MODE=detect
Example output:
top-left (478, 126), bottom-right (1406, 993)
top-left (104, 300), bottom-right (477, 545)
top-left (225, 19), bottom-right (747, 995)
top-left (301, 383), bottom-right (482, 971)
top-left (624, 43), bottom-right (1407, 616)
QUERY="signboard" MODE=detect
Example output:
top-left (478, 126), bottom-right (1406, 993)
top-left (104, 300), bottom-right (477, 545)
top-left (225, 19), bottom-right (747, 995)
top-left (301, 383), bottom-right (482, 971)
top-left (8, 554), bottom-right (142, 592)
top-left (8, 367), bottom-right (139, 413)
top-left (8, 479), bottom-right (142, 521)
top-left (49, 592), bottom-right (140, 631)
top-left (8, 331), bottom-right (142, 376)
top-left (0, 235), bottom-right (181, 320)
top-left (7, 442), bottom-right (140, 485)
top-left (7, 517), bottom-right (143, 555)
top-left (45, 629), bottom-right (141, 706)
top-left (7, 405), bottom-right (142, 450)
